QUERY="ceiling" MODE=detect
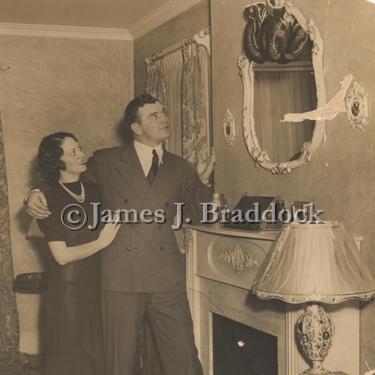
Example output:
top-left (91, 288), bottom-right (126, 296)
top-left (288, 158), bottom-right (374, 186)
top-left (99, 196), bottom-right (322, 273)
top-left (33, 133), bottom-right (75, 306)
top-left (0, 0), bottom-right (172, 29)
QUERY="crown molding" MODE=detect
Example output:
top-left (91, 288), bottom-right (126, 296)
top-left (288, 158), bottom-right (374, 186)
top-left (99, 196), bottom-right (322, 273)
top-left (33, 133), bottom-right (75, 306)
top-left (129, 0), bottom-right (204, 39)
top-left (0, 23), bottom-right (132, 40)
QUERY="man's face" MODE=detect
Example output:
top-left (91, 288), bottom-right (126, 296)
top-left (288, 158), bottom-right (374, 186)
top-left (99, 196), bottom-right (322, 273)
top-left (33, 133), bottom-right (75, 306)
top-left (132, 101), bottom-right (171, 147)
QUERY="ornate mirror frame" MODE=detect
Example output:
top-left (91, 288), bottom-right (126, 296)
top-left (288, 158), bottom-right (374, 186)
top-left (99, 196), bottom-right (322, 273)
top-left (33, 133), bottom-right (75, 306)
top-left (238, 2), bottom-right (326, 174)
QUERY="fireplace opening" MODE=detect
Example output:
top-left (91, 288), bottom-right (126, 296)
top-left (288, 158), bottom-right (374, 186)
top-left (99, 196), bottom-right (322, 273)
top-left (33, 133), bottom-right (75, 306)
top-left (212, 313), bottom-right (278, 375)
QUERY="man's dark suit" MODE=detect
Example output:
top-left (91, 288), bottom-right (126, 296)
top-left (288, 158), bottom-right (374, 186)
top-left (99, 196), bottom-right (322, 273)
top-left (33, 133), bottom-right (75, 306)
top-left (83, 142), bottom-right (211, 375)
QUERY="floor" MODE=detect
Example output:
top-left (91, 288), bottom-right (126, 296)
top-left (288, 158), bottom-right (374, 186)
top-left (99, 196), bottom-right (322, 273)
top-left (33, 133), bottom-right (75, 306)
top-left (0, 350), bottom-right (146, 375)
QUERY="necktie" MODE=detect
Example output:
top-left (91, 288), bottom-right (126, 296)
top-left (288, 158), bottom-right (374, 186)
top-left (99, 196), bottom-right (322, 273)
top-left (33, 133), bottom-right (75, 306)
top-left (147, 149), bottom-right (159, 185)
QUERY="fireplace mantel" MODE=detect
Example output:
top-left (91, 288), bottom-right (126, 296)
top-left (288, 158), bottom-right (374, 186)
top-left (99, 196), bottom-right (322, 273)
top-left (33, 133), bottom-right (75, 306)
top-left (185, 224), bottom-right (362, 375)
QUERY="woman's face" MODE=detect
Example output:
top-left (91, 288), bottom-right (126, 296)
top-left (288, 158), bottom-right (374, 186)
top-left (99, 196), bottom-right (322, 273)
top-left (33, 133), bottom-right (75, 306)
top-left (59, 137), bottom-right (87, 179)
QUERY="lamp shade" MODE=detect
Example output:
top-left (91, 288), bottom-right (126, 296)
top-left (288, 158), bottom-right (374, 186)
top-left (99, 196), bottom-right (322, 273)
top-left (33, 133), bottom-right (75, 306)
top-left (252, 221), bottom-right (375, 304)
top-left (26, 217), bottom-right (45, 239)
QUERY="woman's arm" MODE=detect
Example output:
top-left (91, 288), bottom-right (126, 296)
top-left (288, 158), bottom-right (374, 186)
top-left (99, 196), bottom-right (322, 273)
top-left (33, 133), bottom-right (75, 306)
top-left (48, 220), bottom-right (120, 265)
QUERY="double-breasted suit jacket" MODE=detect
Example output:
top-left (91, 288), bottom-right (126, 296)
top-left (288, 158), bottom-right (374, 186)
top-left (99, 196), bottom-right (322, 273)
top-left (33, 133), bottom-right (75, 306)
top-left (83, 142), bottom-right (212, 293)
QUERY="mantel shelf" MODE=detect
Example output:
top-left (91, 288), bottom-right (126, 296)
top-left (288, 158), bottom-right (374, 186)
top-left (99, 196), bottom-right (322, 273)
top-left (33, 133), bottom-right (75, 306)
top-left (184, 223), bottom-right (279, 241)
top-left (184, 223), bottom-right (363, 245)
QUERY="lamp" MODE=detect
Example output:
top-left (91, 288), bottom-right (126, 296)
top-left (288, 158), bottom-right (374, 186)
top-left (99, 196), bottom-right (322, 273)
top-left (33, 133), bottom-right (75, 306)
top-left (252, 221), bottom-right (375, 375)
top-left (17, 218), bottom-right (48, 292)
top-left (26, 217), bottom-right (45, 238)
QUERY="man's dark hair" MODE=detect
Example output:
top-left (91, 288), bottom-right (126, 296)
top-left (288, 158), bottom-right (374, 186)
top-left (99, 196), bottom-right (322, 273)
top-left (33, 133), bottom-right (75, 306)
top-left (124, 94), bottom-right (159, 139)
top-left (36, 132), bottom-right (77, 186)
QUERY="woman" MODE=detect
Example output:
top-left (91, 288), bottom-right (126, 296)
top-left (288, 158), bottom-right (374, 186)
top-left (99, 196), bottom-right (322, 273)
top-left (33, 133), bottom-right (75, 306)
top-left (36, 132), bottom-right (120, 375)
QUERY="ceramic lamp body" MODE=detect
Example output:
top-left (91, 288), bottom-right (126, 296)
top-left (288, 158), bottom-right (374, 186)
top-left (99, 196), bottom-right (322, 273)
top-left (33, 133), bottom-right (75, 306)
top-left (297, 303), bottom-right (335, 375)
top-left (211, 193), bottom-right (229, 224)
top-left (212, 193), bottom-right (228, 212)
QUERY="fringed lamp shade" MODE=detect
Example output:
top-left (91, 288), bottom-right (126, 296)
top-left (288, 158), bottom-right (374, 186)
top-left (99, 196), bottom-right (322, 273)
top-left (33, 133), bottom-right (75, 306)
top-left (252, 221), bottom-right (375, 303)
top-left (252, 222), bottom-right (375, 375)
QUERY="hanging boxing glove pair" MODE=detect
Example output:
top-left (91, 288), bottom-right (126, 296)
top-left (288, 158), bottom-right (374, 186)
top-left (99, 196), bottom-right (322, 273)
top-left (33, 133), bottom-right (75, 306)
top-left (243, 2), bottom-right (267, 64)
top-left (244, 0), bottom-right (310, 64)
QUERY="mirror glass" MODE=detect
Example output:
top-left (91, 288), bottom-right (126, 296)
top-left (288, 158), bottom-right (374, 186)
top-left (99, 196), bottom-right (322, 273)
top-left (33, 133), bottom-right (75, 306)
top-left (253, 61), bottom-right (317, 162)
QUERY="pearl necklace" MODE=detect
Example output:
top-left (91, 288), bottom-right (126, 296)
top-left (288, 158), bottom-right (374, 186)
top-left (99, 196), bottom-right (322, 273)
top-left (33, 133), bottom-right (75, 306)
top-left (58, 180), bottom-right (85, 203)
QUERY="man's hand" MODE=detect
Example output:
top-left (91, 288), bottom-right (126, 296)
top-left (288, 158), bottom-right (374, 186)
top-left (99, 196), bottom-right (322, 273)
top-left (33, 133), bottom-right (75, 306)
top-left (26, 191), bottom-right (51, 219)
top-left (197, 147), bottom-right (216, 185)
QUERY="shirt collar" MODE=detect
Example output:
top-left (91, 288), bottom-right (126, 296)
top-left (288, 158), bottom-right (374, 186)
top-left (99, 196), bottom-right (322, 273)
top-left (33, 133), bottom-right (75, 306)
top-left (133, 140), bottom-right (164, 164)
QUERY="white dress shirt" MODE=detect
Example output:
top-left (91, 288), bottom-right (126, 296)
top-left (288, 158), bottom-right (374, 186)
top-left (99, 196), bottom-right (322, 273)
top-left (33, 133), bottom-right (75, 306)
top-left (133, 140), bottom-right (164, 177)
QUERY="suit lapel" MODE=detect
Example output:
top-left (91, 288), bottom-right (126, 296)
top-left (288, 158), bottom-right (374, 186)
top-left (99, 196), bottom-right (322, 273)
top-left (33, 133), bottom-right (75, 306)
top-left (114, 143), bottom-right (150, 201)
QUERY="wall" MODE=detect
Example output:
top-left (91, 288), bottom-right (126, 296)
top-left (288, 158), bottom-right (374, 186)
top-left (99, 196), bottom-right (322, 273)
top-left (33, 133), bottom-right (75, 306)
top-left (211, 0), bottom-right (375, 373)
top-left (1, 34), bottom-right (133, 352)
top-left (133, 0), bottom-right (210, 96)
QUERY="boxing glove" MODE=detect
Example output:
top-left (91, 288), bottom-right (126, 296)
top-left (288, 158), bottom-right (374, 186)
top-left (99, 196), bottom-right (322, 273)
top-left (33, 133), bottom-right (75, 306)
top-left (259, 15), bottom-right (289, 62)
top-left (280, 22), bottom-right (310, 63)
top-left (243, 3), bottom-right (267, 64)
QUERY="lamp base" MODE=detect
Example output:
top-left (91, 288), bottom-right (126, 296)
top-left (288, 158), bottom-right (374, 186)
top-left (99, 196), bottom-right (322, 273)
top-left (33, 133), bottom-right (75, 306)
top-left (297, 303), bottom-right (335, 375)
top-left (300, 367), bottom-right (331, 375)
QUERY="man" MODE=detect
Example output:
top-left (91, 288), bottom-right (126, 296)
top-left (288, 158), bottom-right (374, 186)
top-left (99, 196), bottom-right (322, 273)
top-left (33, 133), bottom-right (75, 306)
top-left (27, 93), bottom-right (215, 375)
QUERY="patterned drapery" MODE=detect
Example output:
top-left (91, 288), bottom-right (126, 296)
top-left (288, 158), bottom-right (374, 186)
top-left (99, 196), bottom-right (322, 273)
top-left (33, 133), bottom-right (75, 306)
top-left (145, 60), bottom-right (167, 106)
top-left (181, 43), bottom-right (210, 167)
top-left (145, 43), bottom-right (211, 164)
top-left (163, 50), bottom-right (184, 156)
top-left (0, 115), bottom-right (19, 353)
top-left (145, 60), bottom-right (169, 150)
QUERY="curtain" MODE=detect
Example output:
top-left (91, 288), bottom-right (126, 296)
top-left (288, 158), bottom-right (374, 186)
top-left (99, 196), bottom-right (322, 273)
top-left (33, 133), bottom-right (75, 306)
top-left (181, 44), bottom-right (211, 167)
top-left (0, 115), bottom-right (19, 355)
top-left (145, 60), bottom-right (167, 106)
top-left (163, 50), bottom-right (184, 156)
top-left (254, 69), bottom-right (316, 162)
top-left (145, 60), bottom-right (169, 149)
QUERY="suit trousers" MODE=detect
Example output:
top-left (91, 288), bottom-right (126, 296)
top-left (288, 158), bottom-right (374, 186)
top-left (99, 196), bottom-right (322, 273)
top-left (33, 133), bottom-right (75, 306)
top-left (101, 289), bottom-right (204, 375)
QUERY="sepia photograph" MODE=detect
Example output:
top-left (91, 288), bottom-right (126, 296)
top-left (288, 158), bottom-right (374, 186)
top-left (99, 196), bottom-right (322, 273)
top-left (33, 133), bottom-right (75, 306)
top-left (0, 0), bottom-right (374, 374)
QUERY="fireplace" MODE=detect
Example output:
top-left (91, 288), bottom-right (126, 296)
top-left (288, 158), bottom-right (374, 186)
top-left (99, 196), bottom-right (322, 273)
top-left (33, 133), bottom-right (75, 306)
top-left (212, 313), bottom-right (278, 375)
top-left (185, 225), bottom-right (362, 375)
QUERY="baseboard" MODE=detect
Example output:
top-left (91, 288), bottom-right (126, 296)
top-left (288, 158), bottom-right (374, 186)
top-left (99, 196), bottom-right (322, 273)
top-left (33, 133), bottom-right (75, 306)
top-left (19, 330), bottom-right (46, 354)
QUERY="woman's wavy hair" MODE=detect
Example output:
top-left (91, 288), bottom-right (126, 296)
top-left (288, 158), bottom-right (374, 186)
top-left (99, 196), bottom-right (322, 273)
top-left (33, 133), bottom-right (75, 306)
top-left (36, 132), bottom-right (77, 186)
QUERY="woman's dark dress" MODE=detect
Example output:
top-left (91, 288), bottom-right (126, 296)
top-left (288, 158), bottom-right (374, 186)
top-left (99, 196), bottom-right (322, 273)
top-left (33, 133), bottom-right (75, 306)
top-left (37, 181), bottom-right (105, 375)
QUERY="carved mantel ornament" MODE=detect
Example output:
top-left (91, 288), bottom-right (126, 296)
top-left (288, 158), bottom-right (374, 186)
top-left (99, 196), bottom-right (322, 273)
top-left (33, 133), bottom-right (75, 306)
top-left (219, 244), bottom-right (260, 275)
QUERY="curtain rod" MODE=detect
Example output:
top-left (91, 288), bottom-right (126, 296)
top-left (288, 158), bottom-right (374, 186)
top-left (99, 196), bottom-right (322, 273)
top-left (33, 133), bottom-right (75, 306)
top-left (145, 27), bottom-right (210, 63)
top-left (253, 61), bottom-right (314, 72)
